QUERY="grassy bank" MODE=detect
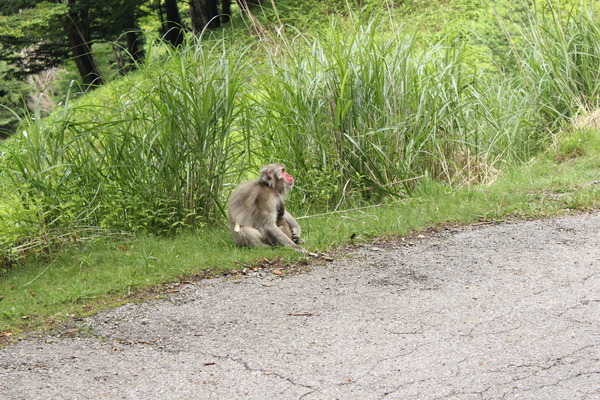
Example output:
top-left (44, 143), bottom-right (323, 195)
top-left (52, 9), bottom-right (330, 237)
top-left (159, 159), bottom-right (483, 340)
top-left (2, 127), bottom-right (600, 334)
top-left (2, 4), bottom-right (599, 248)
top-left (1, 1), bottom-right (600, 335)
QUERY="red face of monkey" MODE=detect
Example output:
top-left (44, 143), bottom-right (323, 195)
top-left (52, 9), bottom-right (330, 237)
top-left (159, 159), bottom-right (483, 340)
top-left (281, 168), bottom-right (294, 187)
top-left (258, 163), bottom-right (294, 192)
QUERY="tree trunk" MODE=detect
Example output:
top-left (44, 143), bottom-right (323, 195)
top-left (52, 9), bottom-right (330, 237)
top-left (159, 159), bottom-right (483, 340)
top-left (222, 0), bottom-right (232, 23)
top-left (63, 0), bottom-right (103, 87)
top-left (126, 30), bottom-right (145, 65)
top-left (190, 0), bottom-right (220, 32)
top-left (125, 1), bottom-right (145, 65)
top-left (163, 0), bottom-right (184, 46)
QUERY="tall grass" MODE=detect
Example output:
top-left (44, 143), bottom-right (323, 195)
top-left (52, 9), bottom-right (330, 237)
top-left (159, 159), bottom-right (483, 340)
top-left (255, 20), bottom-right (540, 208)
top-left (2, 35), bottom-right (253, 240)
top-left (513, 5), bottom-right (600, 127)
top-left (1, 5), bottom-right (599, 262)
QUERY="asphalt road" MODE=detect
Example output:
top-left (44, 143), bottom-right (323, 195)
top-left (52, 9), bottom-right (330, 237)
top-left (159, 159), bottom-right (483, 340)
top-left (1, 211), bottom-right (599, 399)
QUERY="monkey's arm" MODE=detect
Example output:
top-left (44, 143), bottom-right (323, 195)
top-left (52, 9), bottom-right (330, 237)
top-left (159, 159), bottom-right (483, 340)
top-left (263, 222), bottom-right (306, 253)
top-left (282, 211), bottom-right (303, 244)
top-left (267, 224), bottom-right (318, 257)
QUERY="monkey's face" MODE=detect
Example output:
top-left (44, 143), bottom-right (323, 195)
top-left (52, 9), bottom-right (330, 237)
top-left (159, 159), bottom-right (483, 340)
top-left (281, 168), bottom-right (294, 187)
top-left (259, 163), bottom-right (295, 193)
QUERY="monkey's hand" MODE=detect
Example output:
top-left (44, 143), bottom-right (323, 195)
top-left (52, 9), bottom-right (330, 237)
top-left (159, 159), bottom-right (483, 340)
top-left (291, 231), bottom-right (304, 244)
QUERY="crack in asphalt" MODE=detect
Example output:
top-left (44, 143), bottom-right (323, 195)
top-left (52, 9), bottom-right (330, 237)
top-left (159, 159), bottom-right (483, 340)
top-left (225, 354), bottom-right (315, 393)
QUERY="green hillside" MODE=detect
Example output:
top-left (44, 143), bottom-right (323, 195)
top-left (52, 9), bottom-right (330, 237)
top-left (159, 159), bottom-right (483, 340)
top-left (1, 0), bottom-right (600, 335)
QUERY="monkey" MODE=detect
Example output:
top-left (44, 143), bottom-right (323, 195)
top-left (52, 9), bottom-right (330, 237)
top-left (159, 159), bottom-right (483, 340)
top-left (228, 163), bottom-right (306, 253)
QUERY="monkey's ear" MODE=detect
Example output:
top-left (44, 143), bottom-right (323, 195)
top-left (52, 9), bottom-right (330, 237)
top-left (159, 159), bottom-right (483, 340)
top-left (259, 166), bottom-right (273, 186)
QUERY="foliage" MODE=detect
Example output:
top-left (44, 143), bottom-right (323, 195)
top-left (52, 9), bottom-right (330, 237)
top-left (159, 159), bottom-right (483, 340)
top-left (2, 34), bottom-right (253, 239)
top-left (1, 1), bottom-right (600, 266)
top-left (0, 62), bottom-right (28, 137)
top-left (255, 19), bottom-right (539, 208)
top-left (514, 5), bottom-right (600, 128)
top-left (3, 130), bottom-right (600, 332)
top-left (0, 1), bottom-right (69, 77)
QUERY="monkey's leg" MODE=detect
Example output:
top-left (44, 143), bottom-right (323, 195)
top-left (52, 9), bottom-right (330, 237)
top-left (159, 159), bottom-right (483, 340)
top-left (232, 226), bottom-right (270, 248)
top-left (263, 224), bottom-right (306, 253)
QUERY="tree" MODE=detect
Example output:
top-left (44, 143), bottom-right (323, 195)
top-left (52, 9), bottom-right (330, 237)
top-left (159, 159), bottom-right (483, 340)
top-left (0, 1), bottom-right (70, 133)
top-left (0, 1), bottom-right (70, 78)
top-left (1, 0), bottom-right (152, 83)
top-left (1, 0), bottom-right (104, 88)
top-left (0, 0), bottom-right (152, 134)
top-left (190, 0), bottom-right (220, 31)
top-left (161, 0), bottom-right (184, 46)
top-left (94, 0), bottom-right (147, 73)
top-left (60, 0), bottom-right (103, 87)
top-left (189, 0), bottom-right (236, 33)
top-left (222, 0), bottom-right (232, 23)
top-left (0, 61), bottom-right (29, 138)
top-left (121, 6), bottom-right (145, 70)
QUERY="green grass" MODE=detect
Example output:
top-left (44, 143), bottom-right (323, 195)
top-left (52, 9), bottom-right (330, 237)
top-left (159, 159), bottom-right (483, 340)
top-left (0, 228), bottom-right (303, 332)
top-left (2, 4), bottom-right (599, 244)
top-left (2, 0), bottom-right (600, 337)
top-left (2, 128), bottom-right (600, 335)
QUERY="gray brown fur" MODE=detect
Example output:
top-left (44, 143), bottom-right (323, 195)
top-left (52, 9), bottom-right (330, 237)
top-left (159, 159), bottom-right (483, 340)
top-left (228, 163), bottom-right (305, 252)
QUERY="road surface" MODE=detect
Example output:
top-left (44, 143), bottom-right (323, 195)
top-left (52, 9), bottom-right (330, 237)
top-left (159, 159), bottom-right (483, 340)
top-left (1, 211), bottom-right (599, 399)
